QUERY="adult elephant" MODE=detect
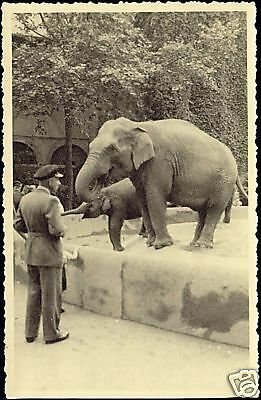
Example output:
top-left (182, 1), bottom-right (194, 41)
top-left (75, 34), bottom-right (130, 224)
top-left (75, 117), bottom-right (245, 249)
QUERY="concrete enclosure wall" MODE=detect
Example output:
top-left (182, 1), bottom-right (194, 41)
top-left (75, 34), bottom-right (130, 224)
top-left (60, 242), bottom-right (248, 349)
top-left (14, 207), bottom-right (250, 349)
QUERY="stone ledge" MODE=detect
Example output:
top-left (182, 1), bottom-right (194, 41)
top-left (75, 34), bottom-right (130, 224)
top-left (63, 234), bottom-right (249, 348)
top-left (63, 247), bottom-right (123, 318)
top-left (121, 252), bottom-right (248, 348)
top-left (14, 214), bottom-right (250, 349)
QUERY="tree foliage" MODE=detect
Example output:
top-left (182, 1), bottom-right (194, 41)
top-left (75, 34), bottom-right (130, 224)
top-left (13, 12), bottom-right (153, 207)
top-left (13, 12), bottom-right (152, 131)
top-left (136, 12), bottom-right (248, 173)
top-left (13, 11), bottom-right (248, 179)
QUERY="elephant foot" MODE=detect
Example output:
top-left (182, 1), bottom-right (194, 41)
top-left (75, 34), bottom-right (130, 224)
top-left (113, 245), bottom-right (124, 252)
top-left (191, 239), bottom-right (214, 249)
top-left (154, 236), bottom-right (174, 250)
top-left (146, 235), bottom-right (156, 247)
top-left (223, 216), bottom-right (231, 224)
top-left (138, 225), bottom-right (148, 238)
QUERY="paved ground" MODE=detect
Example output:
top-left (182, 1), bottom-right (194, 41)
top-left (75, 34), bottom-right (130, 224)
top-left (7, 282), bottom-right (251, 398)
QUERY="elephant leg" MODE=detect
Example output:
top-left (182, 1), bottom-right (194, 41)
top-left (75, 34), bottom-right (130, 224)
top-left (190, 209), bottom-right (207, 246)
top-left (108, 214), bottom-right (124, 251)
top-left (135, 188), bottom-right (156, 246)
top-left (138, 221), bottom-right (147, 237)
top-left (146, 188), bottom-right (173, 250)
top-left (142, 207), bottom-right (156, 246)
top-left (193, 206), bottom-right (224, 248)
top-left (223, 188), bottom-right (235, 223)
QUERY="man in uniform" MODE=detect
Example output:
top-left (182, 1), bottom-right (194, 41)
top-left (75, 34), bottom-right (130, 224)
top-left (14, 164), bottom-right (69, 344)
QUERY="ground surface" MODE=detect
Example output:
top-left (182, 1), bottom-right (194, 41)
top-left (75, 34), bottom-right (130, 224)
top-left (9, 282), bottom-right (250, 398)
top-left (10, 209), bottom-right (257, 398)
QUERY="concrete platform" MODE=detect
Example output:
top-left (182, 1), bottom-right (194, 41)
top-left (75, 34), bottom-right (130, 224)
top-left (13, 207), bottom-right (251, 348)
top-left (61, 205), bottom-right (248, 242)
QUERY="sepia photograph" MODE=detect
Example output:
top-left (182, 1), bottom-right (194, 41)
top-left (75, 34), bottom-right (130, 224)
top-left (3, 2), bottom-right (258, 398)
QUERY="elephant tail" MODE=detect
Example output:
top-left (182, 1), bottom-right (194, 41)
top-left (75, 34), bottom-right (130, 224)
top-left (236, 176), bottom-right (248, 205)
top-left (223, 175), bottom-right (248, 224)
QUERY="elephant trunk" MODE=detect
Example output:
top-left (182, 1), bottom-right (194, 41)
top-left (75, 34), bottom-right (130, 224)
top-left (75, 156), bottom-right (104, 202)
top-left (61, 202), bottom-right (89, 216)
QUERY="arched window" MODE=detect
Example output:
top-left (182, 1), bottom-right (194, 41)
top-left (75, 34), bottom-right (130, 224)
top-left (13, 141), bottom-right (38, 184)
top-left (51, 144), bottom-right (86, 173)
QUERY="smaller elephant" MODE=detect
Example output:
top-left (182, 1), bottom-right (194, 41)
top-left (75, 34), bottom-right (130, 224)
top-left (62, 178), bottom-right (145, 251)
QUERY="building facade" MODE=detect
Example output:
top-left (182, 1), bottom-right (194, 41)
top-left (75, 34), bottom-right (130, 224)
top-left (13, 106), bottom-right (91, 183)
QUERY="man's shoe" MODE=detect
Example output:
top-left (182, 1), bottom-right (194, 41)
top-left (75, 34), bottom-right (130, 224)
top-left (26, 337), bottom-right (37, 343)
top-left (45, 331), bottom-right (69, 344)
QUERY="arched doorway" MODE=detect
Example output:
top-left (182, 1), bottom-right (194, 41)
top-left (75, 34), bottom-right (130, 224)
top-left (51, 144), bottom-right (87, 208)
top-left (13, 141), bottom-right (38, 185)
top-left (51, 144), bottom-right (86, 170)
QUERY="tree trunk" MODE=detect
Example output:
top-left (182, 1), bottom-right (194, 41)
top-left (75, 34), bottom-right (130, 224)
top-left (64, 108), bottom-right (73, 210)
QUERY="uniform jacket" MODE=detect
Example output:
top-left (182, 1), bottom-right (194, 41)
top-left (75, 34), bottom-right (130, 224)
top-left (14, 186), bottom-right (67, 267)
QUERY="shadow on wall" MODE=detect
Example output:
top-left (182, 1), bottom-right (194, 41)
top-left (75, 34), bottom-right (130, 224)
top-left (181, 283), bottom-right (249, 339)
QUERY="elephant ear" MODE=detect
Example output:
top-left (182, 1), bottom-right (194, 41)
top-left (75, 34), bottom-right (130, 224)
top-left (102, 197), bottom-right (111, 213)
top-left (132, 128), bottom-right (155, 170)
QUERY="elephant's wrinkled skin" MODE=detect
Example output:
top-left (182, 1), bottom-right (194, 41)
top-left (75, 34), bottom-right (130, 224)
top-left (63, 178), bottom-right (145, 251)
top-left (75, 117), bottom-right (248, 249)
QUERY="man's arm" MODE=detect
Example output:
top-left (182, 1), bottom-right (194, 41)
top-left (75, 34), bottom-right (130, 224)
top-left (45, 197), bottom-right (67, 237)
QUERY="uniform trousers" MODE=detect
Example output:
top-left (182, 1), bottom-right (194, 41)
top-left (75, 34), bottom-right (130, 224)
top-left (26, 265), bottom-right (62, 341)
